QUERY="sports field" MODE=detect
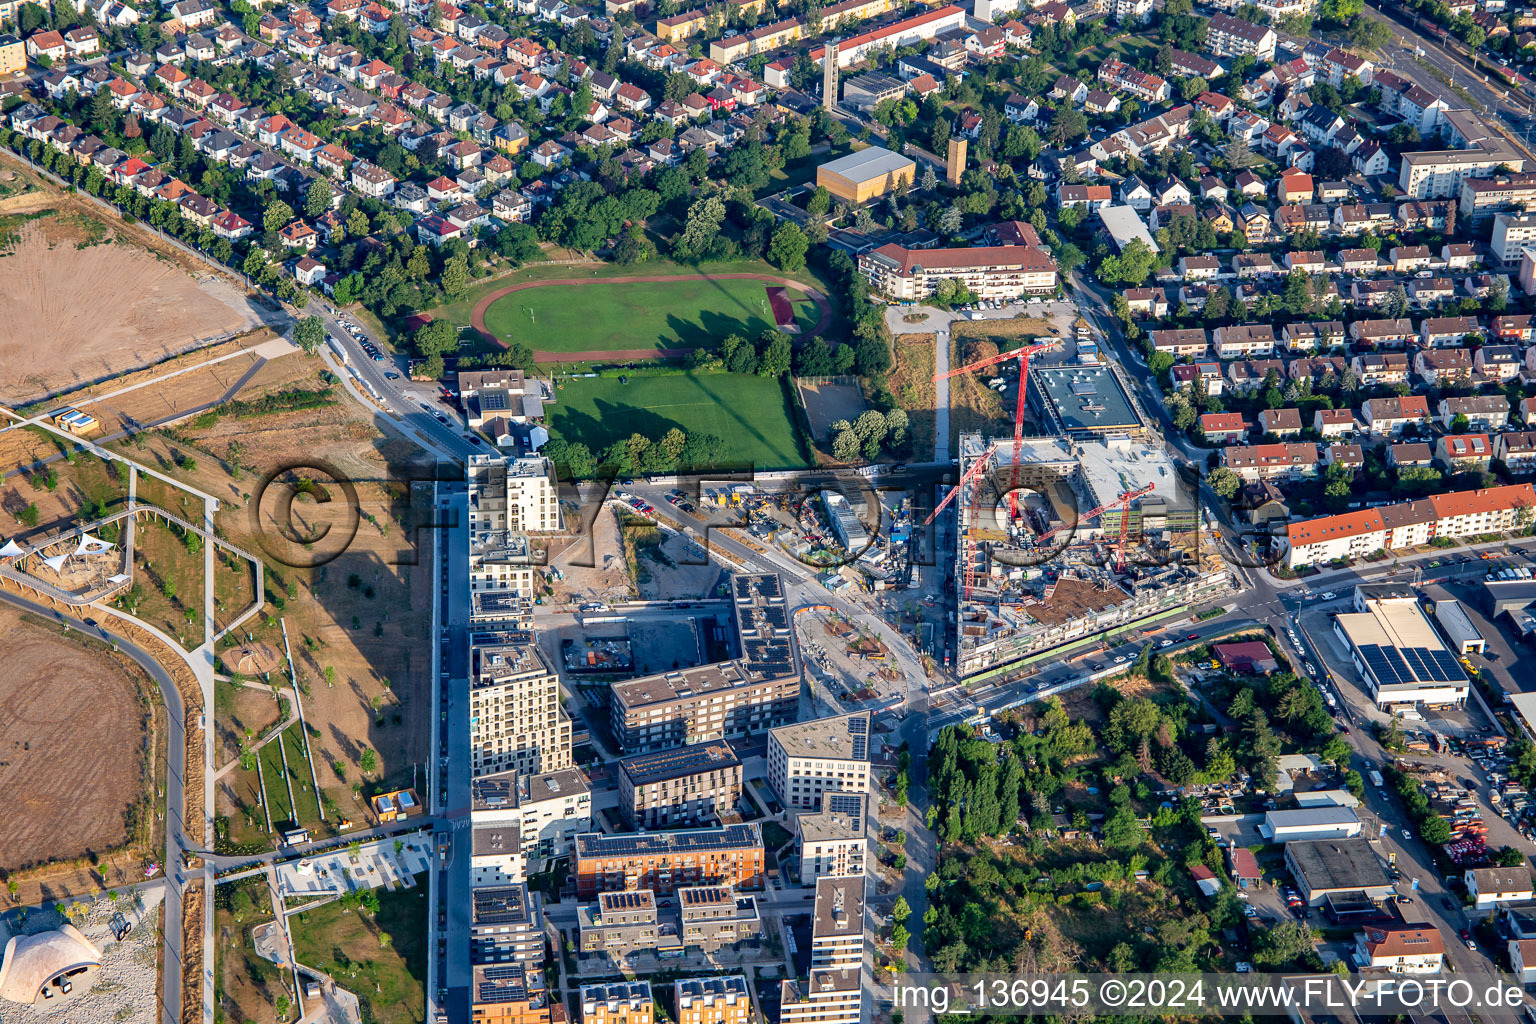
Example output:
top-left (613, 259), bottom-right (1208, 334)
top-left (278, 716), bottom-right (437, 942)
top-left (547, 373), bottom-right (811, 469)
top-left (477, 276), bottom-right (822, 356)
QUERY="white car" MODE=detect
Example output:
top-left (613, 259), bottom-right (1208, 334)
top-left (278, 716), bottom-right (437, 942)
top-left (1114, 655), bottom-right (1128, 663)
top-left (1401, 829), bottom-right (1412, 840)
top-left (1322, 592), bottom-right (1337, 600)
top-left (1159, 639), bottom-right (1174, 648)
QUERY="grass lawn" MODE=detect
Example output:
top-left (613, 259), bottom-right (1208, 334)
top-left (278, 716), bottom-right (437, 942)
top-left (121, 518), bottom-right (206, 650)
top-left (291, 882), bottom-right (428, 1024)
top-left (282, 724), bottom-right (321, 825)
top-left (479, 276), bottom-right (820, 355)
top-left (547, 372), bottom-right (812, 470)
top-left (258, 731), bottom-right (295, 827)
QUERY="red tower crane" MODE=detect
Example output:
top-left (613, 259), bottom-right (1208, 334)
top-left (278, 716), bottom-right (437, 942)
top-left (935, 339), bottom-right (1059, 519)
top-left (1034, 483), bottom-right (1154, 573)
top-left (924, 442), bottom-right (1000, 602)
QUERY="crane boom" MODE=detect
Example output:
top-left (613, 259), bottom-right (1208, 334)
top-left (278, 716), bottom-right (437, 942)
top-left (932, 340), bottom-right (1057, 382)
top-left (1033, 483), bottom-right (1155, 545)
top-left (923, 444), bottom-right (997, 526)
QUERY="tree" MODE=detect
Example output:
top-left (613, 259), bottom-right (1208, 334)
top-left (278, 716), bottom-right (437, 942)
top-left (758, 332), bottom-right (792, 377)
top-left (293, 316), bottom-right (325, 355)
top-left (1048, 107), bottom-right (1089, 147)
top-left (1349, 15), bottom-right (1392, 50)
top-left (1208, 467), bottom-right (1241, 499)
top-left (1495, 847), bottom-right (1528, 868)
top-left (440, 254), bottom-right (470, 298)
top-left (264, 199), bottom-right (294, 236)
top-left (892, 896), bottom-right (911, 924)
top-left (414, 318), bottom-right (460, 356)
top-left (305, 177), bottom-right (334, 219)
top-left (890, 923), bottom-right (910, 951)
top-left (1253, 921), bottom-right (1317, 968)
top-left (359, 747), bottom-right (377, 774)
top-left (767, 221), bottom-right (809, 272)
top-left (1102, 804), bottom-right (1144, 850)
top-left (674, 192), bottom-right (726, 262)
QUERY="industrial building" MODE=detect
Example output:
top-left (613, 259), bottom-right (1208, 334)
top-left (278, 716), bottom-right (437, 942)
top-left (815, 146), bottom-right (915, 203)
top-left (1259, 807), bottom-right (1363, 842)
top-left (618, 743), bottom-right (743, 828)
top-left (1432, 599), bottom-right (1486, 655)
top-left (1333, 586), bottom-right (1469, 708)
top-left (573, 825), bottom-right (765, 899)
top-left (767, 712), bottom-right (872, 811)
top-left (1284, 838), bottom-right (1394, 906)
top-left (610, 573), bottom-right (799, 753)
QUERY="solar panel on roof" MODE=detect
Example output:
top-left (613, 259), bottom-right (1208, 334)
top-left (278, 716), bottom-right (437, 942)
top-left (1431, 650), bottom-right (1464, 681)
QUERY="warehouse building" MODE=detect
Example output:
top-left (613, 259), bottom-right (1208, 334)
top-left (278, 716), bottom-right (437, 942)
top-left (1333, 587), bottom-right (1469, 708)
top-left (1432, 598), bottom-right (1486, 655)
top-left (1259, 807), bottom-right (1363, 842)
top-left (816, 146), bottom-right (916, 203)
top-left (1285, 838), bottom-right (1393, 906)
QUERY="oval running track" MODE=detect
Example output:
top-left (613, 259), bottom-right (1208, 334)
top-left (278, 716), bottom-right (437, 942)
top-left (468, 273), bottom-right (835, 362)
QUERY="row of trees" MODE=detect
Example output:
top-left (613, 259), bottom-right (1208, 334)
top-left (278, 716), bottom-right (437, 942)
top-left (542, 428), bottom-right (728, 478)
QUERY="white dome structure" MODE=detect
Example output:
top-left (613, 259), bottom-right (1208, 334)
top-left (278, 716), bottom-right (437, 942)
top-left (0, 923), bottom-right (101, 1006)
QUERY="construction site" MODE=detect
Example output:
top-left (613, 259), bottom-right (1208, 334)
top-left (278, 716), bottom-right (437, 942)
top-left (946, 431), bottom-right (1233, 680)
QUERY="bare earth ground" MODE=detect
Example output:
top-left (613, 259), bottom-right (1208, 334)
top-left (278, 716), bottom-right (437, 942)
top-left (0, 605), bottom-right (149, 871)
top-left (636, 531), bottom-right (723, 601)
top-left (548, 510), bottom-right (632, 605)
top-left (101, 356), bottom-right (433, 840)
top-left (795, 380), bottom-right (865, 445)
top-left (0, 175), bottom-right (272, 403)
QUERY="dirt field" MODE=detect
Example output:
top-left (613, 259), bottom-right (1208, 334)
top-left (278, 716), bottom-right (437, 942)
top-left (98, 357), bottom-right (437, 840)
top-left (0, 606), bottom-right (154, 873)
top-left (548, 508), bottom-right (632, 606)
top-left (795, 380), bottom-right (865, 445)
top-left (0, 164), bottom-right (274, 403)
top-left (634, 529), bottom-right (723, 601)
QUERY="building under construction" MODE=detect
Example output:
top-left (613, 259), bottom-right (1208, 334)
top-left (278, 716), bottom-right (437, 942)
top-left (950, 432), bottom-right (1231, 680)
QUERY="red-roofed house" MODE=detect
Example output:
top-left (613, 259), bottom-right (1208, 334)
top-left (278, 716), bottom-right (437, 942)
top-left (1213, 641), bottom-right (1279, 674)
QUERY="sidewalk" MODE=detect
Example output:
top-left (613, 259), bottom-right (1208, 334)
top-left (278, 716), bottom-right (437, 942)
top-left (1265, 534), bottom-right (1536, 591)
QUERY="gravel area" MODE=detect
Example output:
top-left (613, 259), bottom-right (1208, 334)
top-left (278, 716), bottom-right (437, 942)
top-left (0, 886), bottom-right (165, 1024)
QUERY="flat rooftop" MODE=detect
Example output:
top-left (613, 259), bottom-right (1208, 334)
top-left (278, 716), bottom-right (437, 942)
top-left (1335, 600), bottom-right (1467, 691)
top-left (620, 742), bottom-right (741, 786)
top-left (1075, 437), bottom-right (1184, 514)
top-left (1030, 364), bottom-right (1145, 437)
top-left (471, 767), bottom-right (590, 812)
top-left (770, 711), bottom-right (871, 763)
top-left (812, 876), bottom-right (865, 939)
top-left (575, 824), bottom-right (762, 859)
top-left (472, 884), bottom-right (536, 926)
top-left (1287, 838), bottom-right (1391, 891)
top-left (797, 793), bottom-right (867, 843)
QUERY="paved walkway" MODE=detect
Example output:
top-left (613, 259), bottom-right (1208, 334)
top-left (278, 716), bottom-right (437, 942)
top-left (469, 273), bottom-right (835, 361)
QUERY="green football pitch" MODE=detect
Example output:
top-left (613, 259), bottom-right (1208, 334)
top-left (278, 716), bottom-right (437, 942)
top-left (546, 373), bottom-right (811, 469)
top-left (478, 277), bottom-right (821, 355)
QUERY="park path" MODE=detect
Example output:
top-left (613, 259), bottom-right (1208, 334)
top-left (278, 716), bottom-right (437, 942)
top-left (468, 272), bottom-right (835, 362)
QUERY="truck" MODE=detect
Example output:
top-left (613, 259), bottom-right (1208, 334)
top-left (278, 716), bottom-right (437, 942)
top-left (1369, 770), bottom-right (1385, 788)
top-left (327, 335), bottom-right (349, 366)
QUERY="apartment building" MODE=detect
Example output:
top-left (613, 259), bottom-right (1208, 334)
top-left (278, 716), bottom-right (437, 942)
top-left (1492, 211), bottom-right (1536, 262)
top-left (1098, 57), bottom-right (1170, 101)
top-left (1399, 110), bottom-right (1526, 198)
top-left (470, 767), bottom-right (592, 873)
top-left (1207, 12), bottom-right (1277, 60)
top-left (1438, 395), bottom-right (1509, 431)
top-left (1212, 324), bottom-right (1277, 358)
top-left (797, 792), bottom-right (868, 885)
top-left (1284, 484), bottom-right (1536, 567)
top-left (1355, 924), bottom-right (1447, 974)
top-left (468, 454), bottom-right (559, 598)
top-left (471, 884), bottom-right (545, 966)
top-left (1459, 173), bottom-right (1536, 226)
top-left (1415, 348), bottom-right (1473, 386)
top-left (573, 824), bottom-right (765, 898)
top-left (1361, 395), bottom-right (1431, 435)
top-left (472, 964), bottom-right (550, 1024)
top-left (1151, 328), bottom-right (1210, 358)
top-left (812, 876), bottom-right (865, 971)
top-left (1497, 431), bottom-right (1536, 474)
top-left (618, 742), bottom-right (743, 828)
top-left (611, 573), bottom-right (799, 753)
top-left (581, 982), bottom-right (655, 1024)
top-left (577, 890), bottom-right (665, 958)
top-left (675, 977), bottom-right (753, 1024)
top-left (858, 239), bottom-right (1058, 301)
top-left (767, 712), bottom-right (872, 811)
top-left (678, 885), bottom-right (762, 951)
top-left (1435, 432), bottom-right (1494, 471)
top-left (469, 642), bottom-right (572, 778)
top-left (780, 971), bottom-right (862, 1024)
top-left (1218, 443), bottom-right (1320, 483)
